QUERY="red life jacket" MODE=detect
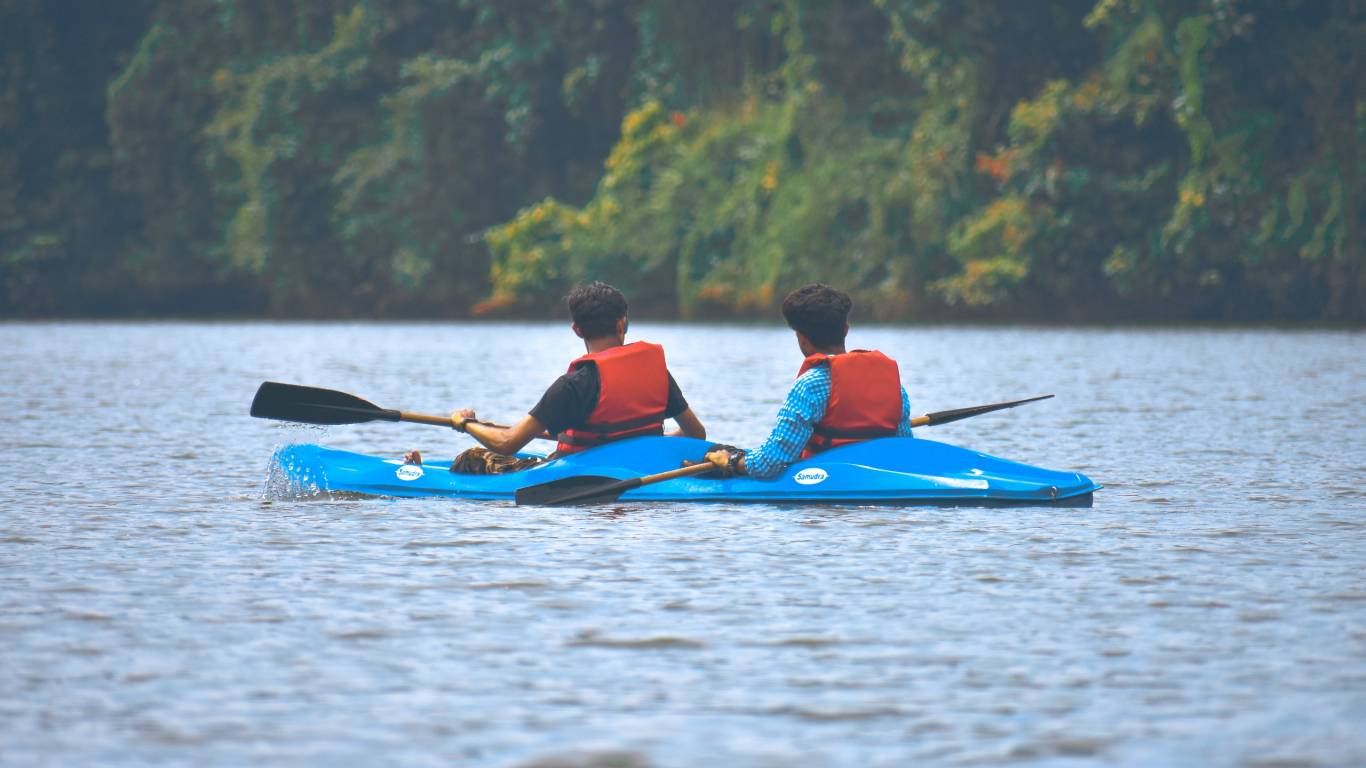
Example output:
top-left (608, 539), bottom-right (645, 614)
top-left (555, 341), bottom-right (670, 454)
top-left (798, 350), bottom-right (902, 459)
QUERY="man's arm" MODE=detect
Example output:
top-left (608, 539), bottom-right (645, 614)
top-left (662, 373), bottom-right (705, 438)
top-left (459, 411), bottom-right (549, 456)
top-left (897, 387), bottom-right (914, 437)
top-left (733, 369), bottom-right (830, 479)
top-left (669, 407), bottom-right (706, 439)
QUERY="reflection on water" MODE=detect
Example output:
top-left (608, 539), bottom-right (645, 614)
top-left (1, 322), bottom-right (1363, 767)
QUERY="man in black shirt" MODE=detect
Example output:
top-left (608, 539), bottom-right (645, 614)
top-left (526, 360), bottom-right (694, 439)
top-left (406, 282), bottom-right (706, 474)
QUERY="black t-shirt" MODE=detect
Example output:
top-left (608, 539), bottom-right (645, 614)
top-left (529, 363), bottom-right (688, 435)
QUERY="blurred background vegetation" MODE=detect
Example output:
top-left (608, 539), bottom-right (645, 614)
top-left (2, 0), bottom-right (1361, 321)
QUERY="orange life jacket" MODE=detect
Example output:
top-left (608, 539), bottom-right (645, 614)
top-left (555, 341), bottom-right (670, 454)
top-left (798, 350), bottom-right (902, 459)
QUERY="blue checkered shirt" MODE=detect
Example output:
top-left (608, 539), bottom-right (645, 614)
top-left (744, 366), bottom-right (913, 479)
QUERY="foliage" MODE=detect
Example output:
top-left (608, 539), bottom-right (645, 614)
top-left (0, 0), bottom-right (1361, 321)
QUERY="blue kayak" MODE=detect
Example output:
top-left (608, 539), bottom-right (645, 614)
top-left (271, 437), bottom-right (1099, 506)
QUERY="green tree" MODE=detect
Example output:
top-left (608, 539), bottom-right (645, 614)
top-left (2, 0), bottom-right (1360, 321)
top-left (1, 0), bottom-right (152, 314)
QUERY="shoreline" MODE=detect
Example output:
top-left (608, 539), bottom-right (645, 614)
top-left (2, 314), bottom-right (1362, 331)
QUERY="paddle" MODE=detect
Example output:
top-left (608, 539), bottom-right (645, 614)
top-left (249, 382), bottom-right (554, 438)
top-left (514, 461), bottom-right (721, 507)
top-left (910, 394), bottom-right (1052, 428)
top-left (515, 393), bottom-right (1055, 506)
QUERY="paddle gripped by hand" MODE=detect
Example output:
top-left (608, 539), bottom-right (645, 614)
top-left (254, 382), bottom-right (1056, 507)
top-left (249, 382), bottom-right (553, 439)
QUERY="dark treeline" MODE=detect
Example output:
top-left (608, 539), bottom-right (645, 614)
top-left (2, 1), bottom-right (1362, 322)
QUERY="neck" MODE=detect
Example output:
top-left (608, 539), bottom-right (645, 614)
top-left (810, 344), bottom-right (846, 357)
top-left (584, 336), bottom-right (625, 354)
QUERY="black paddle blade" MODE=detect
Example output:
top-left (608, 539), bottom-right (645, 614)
top-left (515, 475), bottom-right (632, 506)
top-left (250, 382), bottom-right (402, 426)
top-left (922, 394), bottom-right (1053, 427)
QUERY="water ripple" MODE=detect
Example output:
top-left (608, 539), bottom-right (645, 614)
top-left (1, 322), bottom-right (1363, 767)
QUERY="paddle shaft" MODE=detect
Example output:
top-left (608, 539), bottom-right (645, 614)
top-left (315, 407), bottom-right (556, 441)
top-left (397, 410), bottom-right (456, 427)
top-left (400, 411), bottom-right (548, 435)
top-left (250, 383), bottom-right (557, 439)
top-left (333, 408), bottom-right (557, 441)
top-left (254, 383), bottom-right (1048, 453)
top-left (909, 394), bottom-right (1052, 428)
top-left (529, 461), bottom-right (719, 506)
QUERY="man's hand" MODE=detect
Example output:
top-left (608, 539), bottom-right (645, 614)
top-left (699, 444), bottom-right (746, 478)
top-left (450, 408), bottom-right (476, 432)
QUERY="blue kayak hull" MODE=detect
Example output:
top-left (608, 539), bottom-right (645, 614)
top-left (271, 437), bottom-right (1099, 506)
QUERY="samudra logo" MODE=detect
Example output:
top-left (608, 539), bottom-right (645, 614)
top-left (396, 464), bottom-right (424, 481)
top-left (793, 468), bottom-right (828, 485)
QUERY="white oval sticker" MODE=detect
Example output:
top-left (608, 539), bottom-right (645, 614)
top-left (793, 468), bottom-right (827, 485)
top-left (396, 465), bottom-right (424, 481)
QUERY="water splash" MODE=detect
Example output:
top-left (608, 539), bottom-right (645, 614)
top-left (261, 424), bottom-right (331, 500)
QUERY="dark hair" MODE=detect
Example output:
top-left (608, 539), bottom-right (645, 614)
top-left (565, 281), bottom-right (628, 338)
top-left (781, 283), bottom-right (851, 347)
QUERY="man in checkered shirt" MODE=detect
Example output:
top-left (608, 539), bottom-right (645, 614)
top-left (705, 284), bottom-right (914, 479)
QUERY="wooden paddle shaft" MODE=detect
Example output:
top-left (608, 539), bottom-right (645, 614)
top-left (398, 411), bottom-right (522, 429)
top-left (637, 461), bottom-right (721, 486)
top-left (530, 458), bottom-right (722, 506)
top-left (399, 411), bottom-right (556, 441)
top-left (398, 411), bottom-right (456, 428)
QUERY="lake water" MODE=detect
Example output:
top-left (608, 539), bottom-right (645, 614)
top-left (1, 322), bottom-right (1363, 767)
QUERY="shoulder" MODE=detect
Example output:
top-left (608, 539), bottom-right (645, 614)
top-left (541, 364), bottom-right (598, 400)
top-left (783, 367), bottom-right (831, 414)
top-left (623, 340), bottom-right (665, 357)
top-left (635, 341), bottom-right (667, 367)
top-left (792, 366), bottom-right (831, 392)
top-left (560, 363), bottom-right (599, 392)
